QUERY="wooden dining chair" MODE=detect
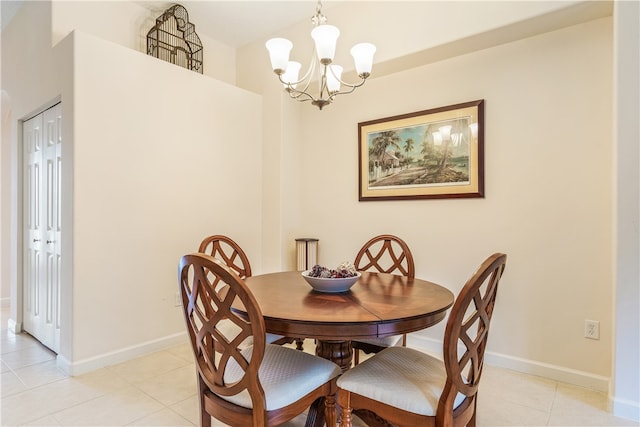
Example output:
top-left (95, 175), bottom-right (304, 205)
top-left (352, 234), bottom-right (416, 364)
top-left (198, 234), bottom-right (253, 279)
top-left (179, 253), bottom-right (340, 427)
top-left (198, 235), bottom-right (302, 349)
top-left (336, 253), bottom-right (507, 427)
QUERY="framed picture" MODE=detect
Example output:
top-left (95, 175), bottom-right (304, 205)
top-left (358, 100), bottom-right (484, 201)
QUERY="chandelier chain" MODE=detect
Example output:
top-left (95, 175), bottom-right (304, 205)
top-left (311, 0), bottom-right (327, 26)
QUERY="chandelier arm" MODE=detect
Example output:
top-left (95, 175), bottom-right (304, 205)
top-left (331, 78), bottom-right (366, 96)
top-left (287, 87), bottom-right (316, 102)
top-left (324, 66), bottom-right (368, 97)
top-left (274, 50), bottom-right (336, 105)
top-left (274, 76), bottom-right (317, 103)
top-left (296, 53), bottom-right (318, 95)
top-left (275, 58), bottom-right (318, 103)
top-left (325, 64), bottom-right (368, 90)
top-left (318, 70), bottom-right (331, 102)
top-left (275, 50), bottom-right (317, 90)
top-left (297, 50), bottom-right (318, 87)
top-left (336, 76), bottom-right (367, 89)
top-left (276, 73), bottom-right (315, 100)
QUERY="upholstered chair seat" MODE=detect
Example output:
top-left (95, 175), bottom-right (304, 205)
top-left (215, 319), bottom-right (289, 349)
top-left (350, 335), bottom-right (402, 349)
top-left (338, 346), bottom-right (465, 416)
top-left (223, 344), bottom-right (341, 410)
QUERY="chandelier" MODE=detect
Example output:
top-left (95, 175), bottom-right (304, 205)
top-left (265, 1), bottom-right (376, 110)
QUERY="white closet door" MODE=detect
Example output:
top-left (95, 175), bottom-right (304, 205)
top-left (23, 103), bottom-right (61, 352)
top-left (23, 111), bottom-right (43, 342)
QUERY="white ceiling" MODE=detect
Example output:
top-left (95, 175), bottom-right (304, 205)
top-left (2, 0), bottom-right (332, 44)
top-left (135, 1), bottom-right (342, 48)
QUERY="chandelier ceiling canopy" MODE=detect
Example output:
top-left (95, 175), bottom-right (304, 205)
top-left (265, 1), bottom-right (376, 110)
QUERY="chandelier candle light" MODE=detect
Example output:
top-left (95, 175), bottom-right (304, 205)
top-left (265, 1), bottom-right (376, 110)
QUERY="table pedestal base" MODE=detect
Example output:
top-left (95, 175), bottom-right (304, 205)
top-left (315, 340), bottom-right (353, 372)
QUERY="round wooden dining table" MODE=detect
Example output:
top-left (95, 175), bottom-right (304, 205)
top-left (232, 270), bottom-right (455, 372)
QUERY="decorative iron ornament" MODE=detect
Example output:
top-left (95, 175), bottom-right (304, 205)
top-left (147, 4), bottom-right (203, 74)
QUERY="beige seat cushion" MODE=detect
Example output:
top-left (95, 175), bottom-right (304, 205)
top-left (337, 346), bottom-right (465, 416)
top-left (216, 318), bottom-right (287, 348)
top-left (265, 333), bottom-right (288, 344)
top-left (354, 335), bottom-right (402, 348)
top-left (223, 344), bottom-right (341, 410)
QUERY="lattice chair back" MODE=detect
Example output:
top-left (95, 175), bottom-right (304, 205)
top-left (354, 234), bottom-right (415, 278)
top-left (179, 253), bottom-right (267, 417)
top-left (198, 235), bottom-right (252, 279)
top-left (179, 253), bottom-right (340, 427)
top-left (198, 235), bottom-right (302, 350)
top-left (438, 253), bottom-right (507, 425)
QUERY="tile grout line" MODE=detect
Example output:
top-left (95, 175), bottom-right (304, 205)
top-left (102, 353), bottom-right (197, 426)
top-left (545, 380), bottom-right (559, 426)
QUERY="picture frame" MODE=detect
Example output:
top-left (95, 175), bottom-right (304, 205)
top-left (358, 100), bottom-right (484, 201)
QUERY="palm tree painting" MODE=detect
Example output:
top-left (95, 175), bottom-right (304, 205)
top-left (359, 100), bottom-right (484, 201)
top-left (366, 117), bottom-right (472, 188)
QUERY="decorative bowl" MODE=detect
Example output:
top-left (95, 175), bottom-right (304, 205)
top-left (301, 271), bottom-right (361, 293)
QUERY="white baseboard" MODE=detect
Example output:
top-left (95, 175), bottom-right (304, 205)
top-left (611, 396), bottom-right (640, 422)
top-left (7, 317), bottom-right (22, 334)
top-left (56, 332), bottom-right (189, 376)
top-left (408, 335), bottom-right (610, 392)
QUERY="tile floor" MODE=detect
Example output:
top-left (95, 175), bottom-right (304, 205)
top-left (1, 307), bottom-right (638, 427)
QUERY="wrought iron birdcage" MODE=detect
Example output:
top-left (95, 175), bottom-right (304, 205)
top-left (147, 4), bottom-right (203, 74)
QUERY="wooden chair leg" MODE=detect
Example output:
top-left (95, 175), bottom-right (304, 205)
top-left (198, 377), bottom-right (212, 427)
top-left (340, 402), bottom-right (353, 427)
top-left (353, 349), bottom-right (360, 365)
top-left (468, 396), bottom-right (478, 427)
top-left (295, 338), bottom-right (304, 350)
top-left (325, 394), bottom-right (337, 427)
top-left (201, 411), bottom-right (211, 427)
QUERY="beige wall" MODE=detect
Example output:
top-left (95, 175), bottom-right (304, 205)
top-left (287, 18), bottom-right (613, 381)
top-left (1, 90), bottom-right (11, 306)
top-left (238, 0), bottom-right (613, 276)
top-left (68, 31), bottom-right (263, 366)
top-left (51, 0), bottom-right (237, 85)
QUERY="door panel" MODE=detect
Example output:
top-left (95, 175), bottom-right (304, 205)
top-left (23, 113), bottom-right (43, 335)
top-left (23, 103), bottom-right (61, 352)
top-left (43, 105), bottom-right (61, 351)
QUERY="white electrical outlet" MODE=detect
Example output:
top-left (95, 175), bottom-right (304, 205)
top-left (584, 319), bottom-right (600, 340)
